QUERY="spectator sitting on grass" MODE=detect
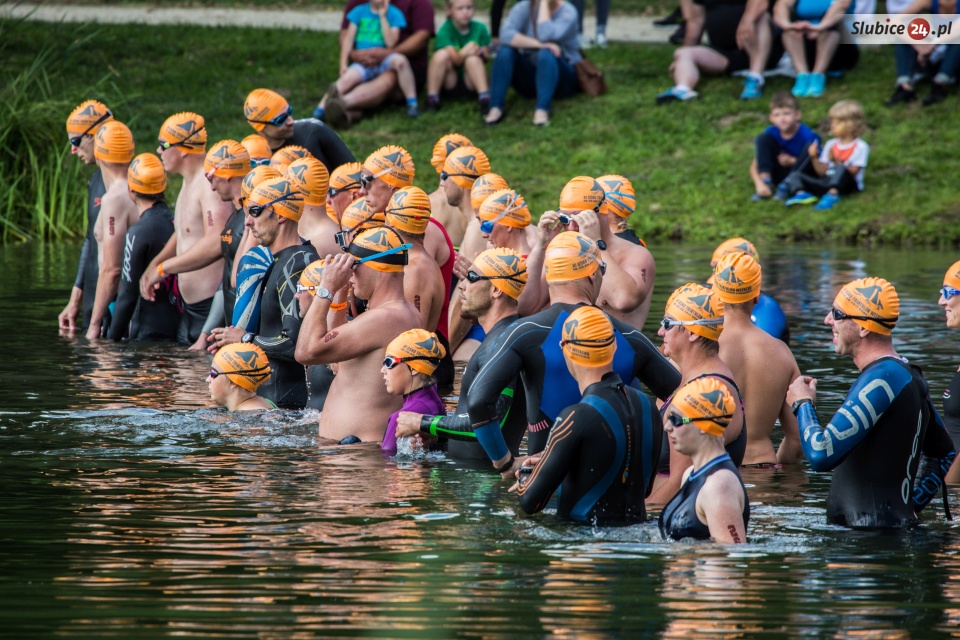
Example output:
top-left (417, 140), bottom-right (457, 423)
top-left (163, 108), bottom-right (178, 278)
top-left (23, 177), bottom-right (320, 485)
top-left (772, 0), bottom-right (859, 98)
top-left (749, 92), bottom-right (820, 202)
top-left (427, 0), bottom-right (492, 114)
top-left (785, 99), bottom-right (868, 211)
top-left (884, 0), bottom-right (960, 107)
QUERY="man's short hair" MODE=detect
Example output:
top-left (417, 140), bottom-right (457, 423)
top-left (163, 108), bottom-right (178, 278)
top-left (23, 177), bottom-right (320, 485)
top-left (770, 92), bottom-right (799, 112)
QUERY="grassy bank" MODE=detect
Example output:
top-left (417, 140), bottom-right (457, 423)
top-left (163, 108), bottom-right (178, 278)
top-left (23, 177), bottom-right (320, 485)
top-left (1, 17), bottom-right (956, 245)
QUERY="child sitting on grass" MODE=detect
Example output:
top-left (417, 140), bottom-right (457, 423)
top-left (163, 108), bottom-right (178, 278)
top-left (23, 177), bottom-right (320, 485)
top-left (380, 329), bottom-right (447, 452)
top-left (750, 92), bottom-right (821, 202)
top-left (426, 0), bottom-right (492, 114)
top-left (785, 99), bottom-right (868, 211)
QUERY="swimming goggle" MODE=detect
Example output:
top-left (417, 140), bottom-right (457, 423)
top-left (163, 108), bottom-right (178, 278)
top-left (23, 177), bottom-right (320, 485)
top-left (250, 158), bottom-right (272, 168)
top-left (603, 189), bottom-right (634, 213)
top-left (158, 126), bottom-right (206, 151)
top-left (359, 167), bottom-right (393, 190)
top-left (247, 105), bottom-right (293, 127)
top-left (248, 191), bottom-right (303, 218)
top-left (205, 157), bottom-right (250, 182)
top-left (69, 111), bottom-right (112, 148)
top-left (559, 335), bottom-right (616, 350)
top-left (479, 193), bottom-right (525, 234)
top-left (440, 170), bottom-right (480, 182)
top-left (667, 413), bottom-right (733, 428)
top-left (335, 212), bottom-right (381, 249)
top-left (347, 242), bottom-right (413, 269)
top-left (465, 269), bottom-right (526, 285)
top-left (941, 286), bottom-right (960, 300)
top-left (829, 307), bottom-right (897, 329)
top-left (295, 284), bottom-right (322, 294)
top-left (209, 365), bottom-right (271, 380)
top-left (382, 355), bottom-right (440, 370)
top-left (328, 182), bottom-right (360, 198)
top-left (660, 317), bottom-right (724, 331)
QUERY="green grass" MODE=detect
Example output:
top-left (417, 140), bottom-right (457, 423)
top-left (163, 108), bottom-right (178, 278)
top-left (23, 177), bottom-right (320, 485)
top-left (1, 17), bottom-right (956, 245)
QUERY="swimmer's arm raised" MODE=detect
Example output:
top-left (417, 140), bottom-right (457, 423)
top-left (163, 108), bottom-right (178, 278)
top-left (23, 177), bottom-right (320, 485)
top-left (515, 218), bottom-right (550, 316)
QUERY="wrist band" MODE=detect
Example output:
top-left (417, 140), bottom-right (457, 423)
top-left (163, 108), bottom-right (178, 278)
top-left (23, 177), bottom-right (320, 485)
top-left (494, 454), bottom-right (515, 474)
top-left (428, 415), bottom-right (442, 436)
top-left (157, 262), bottom-right (166, 277)
top-left (330, 302), bottom-right (348, 311)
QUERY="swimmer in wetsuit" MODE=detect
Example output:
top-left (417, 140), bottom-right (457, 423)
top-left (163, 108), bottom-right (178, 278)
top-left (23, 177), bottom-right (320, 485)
top-left (514, 306), bottom-right (663, 525)
top-left (395, 248), bottom-right (529, 461)
top-left (787, 277), bottom-right (956, 528)
top-left (208, 343), bottom-right (276, 411)
top-left (659, 377), bottom-right (749, 543)
top-left (467, 232), bottom-right (681, 476)
top-left (938, 260), bottom-right (960, 483)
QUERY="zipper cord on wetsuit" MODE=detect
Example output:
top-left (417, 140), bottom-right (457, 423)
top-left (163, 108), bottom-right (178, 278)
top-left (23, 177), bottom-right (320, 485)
top-left (943, 482), bottom-right (952, 521)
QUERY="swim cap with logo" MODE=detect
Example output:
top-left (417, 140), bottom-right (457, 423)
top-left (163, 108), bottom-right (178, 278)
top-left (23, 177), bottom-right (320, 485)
top-left (431, 133), bottom-right (473, 173)
top-left (834, 277), bottom-right (900, 336)
top-left (363, 145), bottom-right (415, 188)
top-left (561, 305), bottom-right (616, 367)
top-left (341, 198), bottom-right (385, 231)
top-left (385, 186), bottom-right (432, 234)
top-left (665, 283), bottom-right (724, 341)
top-left (244, 88), bottom-right (290, 132)
top-left (348, 226), bottom-right (408, 273)
top-left (127, 153), bottom-right (167, 195)
top-left (470, 173), bottom-right (509, 211)
top-left (596, 175), bottom-right (636, 218)
top-left (670, 377), bottom-right (736, 437)
top-left (327, 162), bottom-right (364, 222)
top-left (472, 248), bottom-right (528, 299)
top-left (544, 232), bottom-right (603, 283)
top-left (559, 176), bottom-right (606, 212)
top-left (442, 146), bottom-right (491, 189)
top-left (385, 328), bottom-right (447, 375)
top-left (213, 343), bottom-right (272, 392)
top-left (479, 189), bottom-right (531, 229)
top-left (204, 140), bottom-right (251, 179)
top-left (94, 120), bottom-right (135, 164)
top-left (944, 260), bottom-right (960, 290)
top-left (286, 157), bottom-right (329, 206)
top-left (271, 145), bottom-right (312, 170)
top-left (298, 259), bottom-right (326, 295)
top-left (711, 237), bottom-right (759, 266)
top-left (159, 112), bottom-right (207, 154)
top-left (241, 134), bottom-right (273, 164)
top-left (66, 100), bottom-right (113, 136)
top-left (241, 166), bottom-right (283, 201)
top-left (713, 252), bottom-right (762, 304)
top-left (248, 176), bottom-right (305, 222)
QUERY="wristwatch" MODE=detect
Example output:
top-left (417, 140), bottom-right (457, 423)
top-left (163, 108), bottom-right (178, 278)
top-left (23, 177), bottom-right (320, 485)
top-left (317, 287), bottom-right (334, 302)
top-left (596, 239), bottom-right (607, 251)
top-left (241, 332), bottom-right (255, 344)
top-left (791, 398), bottom-right (813, 416)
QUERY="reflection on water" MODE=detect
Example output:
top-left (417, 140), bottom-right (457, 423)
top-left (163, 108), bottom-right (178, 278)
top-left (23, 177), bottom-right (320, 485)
top-left (2, 242), bottom-right (960, 637)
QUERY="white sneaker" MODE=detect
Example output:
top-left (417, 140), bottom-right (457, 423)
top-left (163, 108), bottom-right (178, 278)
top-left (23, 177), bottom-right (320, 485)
top-left (596, 33), bottom-right (608, 48)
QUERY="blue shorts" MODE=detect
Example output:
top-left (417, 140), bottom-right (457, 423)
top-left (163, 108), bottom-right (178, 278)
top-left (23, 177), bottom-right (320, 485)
top-left (349, 52), bottom-right (401, 83)
top-left (464, 323), bottom-right (486, 343)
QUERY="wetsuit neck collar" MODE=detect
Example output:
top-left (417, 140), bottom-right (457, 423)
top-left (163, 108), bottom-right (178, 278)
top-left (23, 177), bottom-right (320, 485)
top-left (581, 372), bottom-right (625, 397)
top-left (403, 382), bottom-right (437, 400)
top-left (689, 452), bottom-right (732, 480)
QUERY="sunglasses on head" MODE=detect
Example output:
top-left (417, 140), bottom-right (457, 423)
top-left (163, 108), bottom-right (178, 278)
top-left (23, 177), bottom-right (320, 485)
top-left (559, 335), bottom-right (616, 350)
top-left (328, 182), bottom-right (360, 199)
top-left (158, 126), bottom-right (206, 151)
top-left (248, 105), bottom-right (293, 127)
top-left (440, 170), bottom-right (479, 182)
top-left (667, 413), bottom-right (733, 428)
top-left (829, 307), bottom-right (897, 329)
top-left (660, 317), bottom-right (724, 331)
top-left (383, 355), bottom-right (439, 370)
top-left (941, 286), bottom-right (960, 300)
top-left (465, 269), bottom-right (526, 284)
top-left (69, 111), bottom-right (112, 148)
top-left (248, 191), bottom-right (303, 218)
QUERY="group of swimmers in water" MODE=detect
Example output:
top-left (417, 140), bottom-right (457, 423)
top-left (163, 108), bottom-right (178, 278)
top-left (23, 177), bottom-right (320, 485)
top-left (59, 90), bottom-right (958, 542)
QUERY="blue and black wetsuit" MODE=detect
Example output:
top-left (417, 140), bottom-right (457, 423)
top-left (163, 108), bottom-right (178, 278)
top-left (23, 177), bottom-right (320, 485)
top-left (416, 314), bottom-right (528, 461)
top-left (77, 169), bottom-right (105, 331)
top-left (941, 371), bottom-right (960, 451)
top-left (658, 453), bottom-right (749, 540)
top-left (284, 121), bottom-right (356, 172)
top-left (517, 372), bottom-right (662, 524)
top-left (466, 302), bottom-right (681, 461)
top-left (797, 356), bottom-right (956, 528)
top-left (220, 207), bottom-right (245, 325)
top-left (107, 202), bottom-right (180, 342)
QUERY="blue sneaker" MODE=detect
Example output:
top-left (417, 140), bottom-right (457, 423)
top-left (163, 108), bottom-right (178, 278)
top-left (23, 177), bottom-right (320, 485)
top-left (785, 190), bottom-right (818, 206)
top-left (805, 73), bottom-right (826, 98)
top-left (813, 192), bottom-right (840, 210)
top-left (740, 76), bottom-right (764, 100)
top-left (656, 86), bottom-right (699, 104)
top-left (773, 181), bottom-right (789, 201)
top-left (791, 73), bottom-right (810, 97)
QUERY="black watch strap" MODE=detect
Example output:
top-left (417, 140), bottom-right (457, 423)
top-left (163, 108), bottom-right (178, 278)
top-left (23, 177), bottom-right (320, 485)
top-left (791, 398), bottom-right (813, 416)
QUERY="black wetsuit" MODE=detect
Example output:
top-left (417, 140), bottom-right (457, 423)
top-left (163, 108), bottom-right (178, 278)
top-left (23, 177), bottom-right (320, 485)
top-left (306, 364), bottom-right (334, 411)
top-left (283, 121), bottom-right (356, 172)
top-left (220, 207), bottom-right (245, 325)
top-left (942, 370), bottom-right (960, 450)
top-left (517, 373), bottom-right (662, 524)
top-left (178, 297), bottom-right (213, 346)
top-left (252, 241), bottom-right (319, 409)
top-left (108, 203), bottom-right (180, 342)
top-left (797, 356), bottom-right (956, 528)
top-left (659, 453), bottom-right (749, 540)
top-left (76, 169), bottom-right (105, 331)
top-left (417, 314), bottom-right (528, 461)
top-left (467, 302), bottom-right (681, 461)
top-left (616, 229), bottom-right (645, 247)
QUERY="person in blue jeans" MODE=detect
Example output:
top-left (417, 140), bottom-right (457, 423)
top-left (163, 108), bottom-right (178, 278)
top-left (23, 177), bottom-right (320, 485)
top-left (885, 0), bottom-right (960, 106)
top-left (484, 0), bottom-right (581, 126)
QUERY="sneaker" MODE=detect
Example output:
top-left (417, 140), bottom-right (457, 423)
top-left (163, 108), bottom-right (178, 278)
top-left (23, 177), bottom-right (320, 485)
top-left (312, 106), bottom-right (325, 120)
top-left (791, 73), bottom-right (810, 97)
top-left (323, 97), bottom-right (351, 130)
top-left (884, 85), bottom-right (917, 106)
top-left (740, 76), bottom-right (764, 100)
top-left (773, 181), bottom-right (789, 201)
top-left (478, 95), bottom-right (491, 117)
top-left (750, 192), bottom-right (766, 203)
top-left (785, 190), bottom-right (818, 206)
top-left (923, 81), bottom-right (949, 106)
top-left (425, 96), bottom-right (440, 112)
top-left (323, 82), bottom-right (341, 104)
top-left (805, 73), bottom-right (826, 98)
top-left (813, 192), bottom-right (840, 210)
top-left (669, 23), bottom-right (686, 45)
top-left (596, 32), bottom-right (608, 48)
top-left (656, 86), bottom-right (698, 104)
top-left (654, 7), bottom-right (683, 27)
top-left (406, 103), bottom-right (420, 119)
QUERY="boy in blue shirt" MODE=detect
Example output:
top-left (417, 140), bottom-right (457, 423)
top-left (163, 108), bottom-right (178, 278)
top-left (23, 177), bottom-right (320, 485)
top-left (749, 92), bottom-right (820, 202)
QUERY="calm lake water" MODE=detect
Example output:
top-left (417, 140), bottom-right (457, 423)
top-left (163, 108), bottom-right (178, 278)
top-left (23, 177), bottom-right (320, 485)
top-left (2, 241), bottom-right (960, 638)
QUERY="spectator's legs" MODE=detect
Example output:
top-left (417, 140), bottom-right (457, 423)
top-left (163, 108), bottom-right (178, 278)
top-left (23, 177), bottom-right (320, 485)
top-left (781, 29), bottom-right (810, 74)
top-left (341, 71), bottom-right (399, 114)
top-left (487, 45), bottom-right (534, 123)
top-left (571, 0), bottom-right (586, 34)
top-left (934, 44), bottom-right (960, 85)
top-left (533, 48), bottom-right (560, 122)
top-left (746, 12), bottom-right (773, 79)
top-left (812, 29), bottom-right (840, 74)
top-left (490, 0), bottom-right (508, 39)
top-left (679, 0), bottom-right (704, 47)
top-left (427, 48), bottom-right (454, 97)
top-left (596, 0), bottom-right (610, 37)
top-left (388, 54), bottom-right (418, 101)
top-left (753, 132), bottom-right (780, 194)
top-left (323, 67), bottom-right (365, 108)
top-left (825, 166), bottom-right (859, 196)
top-left (894, 43), bottom-right (918, 89)
top-left (464, 55), bottom-right (490, 94)
top-left (672, 46), bottom-right (728, 90)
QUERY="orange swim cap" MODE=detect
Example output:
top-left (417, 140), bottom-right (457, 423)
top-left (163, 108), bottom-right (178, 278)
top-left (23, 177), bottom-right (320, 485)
top-left (711, 237), bottom-right (759, 266)
top-left (478, 189), bottom-right (531, 229)
top-left (159, 112), bottom-right (207, 154)
top-left (472, 248), bottom-right (528, 299)
top-left (561, 306), bottom-right (616, 367)
top-left (442, 146), bottom-right (491, 189)
top-left (363, 145), bottom-right (415, 188)
top-left (431, 133), bottom-right (473, 173)
top-left (66, 100), bottom-right (112, 136)
top-left (348, 226), bottom-right (408, 273)
top-left (213, 343), bottom-right (272, 392)
top-left (286, 157), bottom-right (329, 206)
top-left (94, 120), bottom-right (135, 164)
top-left (127, 153), bottom-right (167, 195)
top-left (204, 140), bottom-right (251, 179)
top-left (713, 252), bottom-right (762, 304)
top-left (385, 328), bottom-right (447, 375)
top-left (664, 283), bottom-right (724, 341)
top-left (544, 232), bottom-right (603, 283)
top-left (327, 162), bottom-right (364, 222)
top-left (241, 166), bottom-right (283, 201)
top-left (241, 134), bottom-right (273, 163)
top-left (248, 176), bottom-right (305, 222)
top-left (944, 260), bottom-right (960, 290)
top-left (244, 88), bottom-right (291, 132)
top-left (385, 186), bottom-right (432, 235)
top-left (298, 259), bottom-right (326, 295)
top-left (559, 176), bottom-right (606, 213)
top-left (470, 173), bottom-right (509, 211)
top-left (341, 198), bottom-right (385, 232)
top-left (834, 277), bottom-right (900, 336)
top-left (670, 377), bottom-right (736, 437)
top-left (596, 174), bottom-right (636, 218)
top-left (271, 145), bottom-right (312, 170)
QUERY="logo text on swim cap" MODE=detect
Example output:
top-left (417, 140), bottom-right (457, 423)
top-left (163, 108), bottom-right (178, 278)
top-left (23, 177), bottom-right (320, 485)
top-left (130, 157), bottom-right (142, 174)
top-left (735, 242), bottom-right (752, 253)
top-left (415, 337), bottom-right (439, 354)
top-left (498, 253), bottom-right (522, 272)
top-left (382, 151), bottom-right (404, 167)
top-left (270, 180), bottom-right (293, 196)
top-left (444, 140), bottom-right (461, 154)
top-left (565, 317), bottom-right (581, 339)
top-left (689, 293), bottom-right (714, 314)
top-left (393, 190), bottom-right (408, 207)
top-left (700, 389), bottom-right (728, 411)
top-left (289, 164), bottom-right (308, 181)
top-left (717, 266), bottom-right (745, 285)
top-left (364, 228), bottom-right (393, 250)
top-left (236, 350), bottom-right (259, 367)
top-left (79, 105), bottom-right (99, 117)
top-left (575, 235), bottom-right (596, 256)
top-left (176, 120), bottom-right (199, 135)
top-left (856, 285), bottom-right (884, 308)
top-left (457, 154), bottom-right (477, 173)
top-left (212, 144), bottom-right (232, 160)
